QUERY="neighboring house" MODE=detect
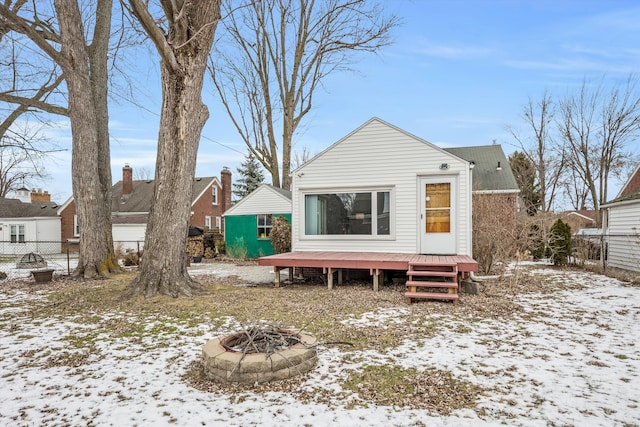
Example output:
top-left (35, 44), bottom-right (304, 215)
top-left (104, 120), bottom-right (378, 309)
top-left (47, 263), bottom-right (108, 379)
top-left (58, 165), bottom-right (232, 251)
top-left (561, 210), bottom-right (597, 233)
top-left (224, 184), bottom-right (292, 258)
top-left (601, 164), bottom-right (640, 272)
top-left (445, 144), bottom-right (522, 249)
top-left (0, 188), bottom-right (61, 255)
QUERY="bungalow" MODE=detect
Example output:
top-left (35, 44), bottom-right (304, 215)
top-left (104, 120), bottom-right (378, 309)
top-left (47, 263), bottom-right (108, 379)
top-left (58, 165), bottom-right (232, 252)
top-left (0, 188), bottom-right (61, 255)
top-left (223, 184), bottom-right (292, 258)
top-left (601, 164), bottom-right (640, 272)
top-left (259, 118), bottom-right (479, 302)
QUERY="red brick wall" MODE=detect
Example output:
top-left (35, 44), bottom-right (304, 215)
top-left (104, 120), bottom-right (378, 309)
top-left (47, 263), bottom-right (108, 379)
top-left (59, 201), bottom-right (78, 252)
top-left (621, 168), bottom-right (640, 197)
top-left (190, 181), bottom-right (224, 230)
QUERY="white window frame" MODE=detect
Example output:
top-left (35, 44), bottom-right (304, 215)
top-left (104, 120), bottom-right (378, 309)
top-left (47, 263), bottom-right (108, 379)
top-left (257, 214), bottom-right (273, 239)
top-left (73, 215), bottom-right (80, 237)
top-left (212, 185), bottom-right (218, 205)
top-left (10, 224), bottom-right (26, 243)
top-left (301, 187), bottom-right (394, 240)
top-left (215, 216), bottom-right (222, 230)
top-left (205, 216), bottom-right (212, 229)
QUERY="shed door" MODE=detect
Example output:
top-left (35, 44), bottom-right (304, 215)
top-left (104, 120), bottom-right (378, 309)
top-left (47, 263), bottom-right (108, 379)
top-left (419, 177), bottom-right (456, 254)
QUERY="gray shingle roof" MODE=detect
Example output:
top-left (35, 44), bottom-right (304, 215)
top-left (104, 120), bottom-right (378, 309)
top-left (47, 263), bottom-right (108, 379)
top-left (445, 145), bottom-right (519, 192)
top-left (111, 177), bottom-right (216, 213)
top-left (0, 198), bottom-right (60, 218)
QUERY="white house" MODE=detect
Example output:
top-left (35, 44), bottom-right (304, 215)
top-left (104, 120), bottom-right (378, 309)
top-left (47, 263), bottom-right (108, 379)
top-left (0, 188), bottom-right (61, 255)
top-left (291, 117), bottom-right (473, 256)
top-left (601, 164), bottom-right (640, 272)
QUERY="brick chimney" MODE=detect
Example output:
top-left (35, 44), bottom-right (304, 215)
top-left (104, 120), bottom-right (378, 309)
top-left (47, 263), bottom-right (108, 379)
top-left (220, 167), bottom-right (232, 213)
top-left (123, 164), bottom-right (133, 195)
top-left (30, 189), bottom-right (51, 202)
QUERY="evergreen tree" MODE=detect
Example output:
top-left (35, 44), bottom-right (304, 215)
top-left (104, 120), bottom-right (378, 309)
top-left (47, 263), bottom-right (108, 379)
top-left (233, 151), bottom-right (265, 201)
top-left (549, 219), bottom-right (572, 266)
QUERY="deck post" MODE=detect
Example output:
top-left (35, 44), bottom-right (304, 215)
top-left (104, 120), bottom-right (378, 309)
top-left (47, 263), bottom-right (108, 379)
top-left (338, 269), bottom-right (343, 285)
top-left (288, 267), bottom-right (294, 283)
top-left (274, 267), bottom-right (281, 288)
top-left (325, 267), bottom-right (334, 290)
top-left (371, 269), bottom-right (382, 291)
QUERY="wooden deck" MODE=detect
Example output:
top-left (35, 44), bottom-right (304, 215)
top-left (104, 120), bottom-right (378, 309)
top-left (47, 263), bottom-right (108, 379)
top-left (258, 251), bottom-right (478, 290)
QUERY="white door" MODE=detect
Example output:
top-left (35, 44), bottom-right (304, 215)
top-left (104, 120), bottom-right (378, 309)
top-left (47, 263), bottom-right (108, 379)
top-left (419, 177), bottom-right (457, 254)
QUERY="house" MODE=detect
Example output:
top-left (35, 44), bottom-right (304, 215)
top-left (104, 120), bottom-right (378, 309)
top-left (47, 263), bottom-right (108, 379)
top-left (0, 188), bottom-right (61, 254)
top-left (58, 165), bottom-right (232, 252)
top-left (223, 184), bottom-right (292, 258)
top-left (259, 118), bottom-right (478, 301)
top-left (561, 210), bottom-right (597, 233)
top-left (601, 164), bottom-right (640, 272)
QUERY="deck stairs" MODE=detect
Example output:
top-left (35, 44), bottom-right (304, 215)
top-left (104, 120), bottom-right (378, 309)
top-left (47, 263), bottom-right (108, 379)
top-left (405, 262), bottom-right (459, 304)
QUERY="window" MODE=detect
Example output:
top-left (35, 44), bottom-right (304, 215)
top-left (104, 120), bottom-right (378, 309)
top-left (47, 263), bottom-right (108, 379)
top-left (73, 215), bottom-right (80, 237)
top-left (10, 224), bottom-right (25, 243)
top-left (215, 216), bottom-right (222, 230)
top-left (205, 216), bottom-right (212, 229)
top-left (304, 190), bottom-right (391, 237)
top-left (257, 214), bottom-right (273, 238)
top-left (212, 186), bottom-right (218, 205)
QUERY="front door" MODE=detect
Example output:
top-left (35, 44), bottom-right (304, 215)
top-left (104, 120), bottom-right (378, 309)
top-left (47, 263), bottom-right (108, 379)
top-left (419, 177), bottom-right (456, 254)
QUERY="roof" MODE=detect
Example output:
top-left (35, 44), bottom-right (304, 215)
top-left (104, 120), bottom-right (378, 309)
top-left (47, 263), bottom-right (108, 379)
top-left (111, 177), bottom-right (218, 213)
top-left (563, 210), bottom-right (597, 222)
top-left (0, 198), bottom-right (60, 218)
top-left (444, 145), bottom-right (519, 193)
top-left (294, 117), bottom-right (469, 174)
top-left (604, 163), bottom-right (640, 206)
top-left (224, 184), bottom-right (292, 216)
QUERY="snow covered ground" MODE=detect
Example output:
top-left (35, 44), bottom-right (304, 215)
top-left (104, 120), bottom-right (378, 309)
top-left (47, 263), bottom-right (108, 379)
top-left (0, 263), bottom-right (639, 426)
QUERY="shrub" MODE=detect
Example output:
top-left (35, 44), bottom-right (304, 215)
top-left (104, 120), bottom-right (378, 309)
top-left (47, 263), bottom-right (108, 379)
top-left (122, 248), bottom-right (141, 266)
top-left (227, 237), bottom-right (248, 259)
top-left (549, 219), bottom-right (572, 266)
top-left (269, 216), bottom-right (291, 254)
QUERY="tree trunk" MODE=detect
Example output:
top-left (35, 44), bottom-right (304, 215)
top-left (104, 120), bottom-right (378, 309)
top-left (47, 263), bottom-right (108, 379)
top-left (130, 0), bottom-right (220, 297)
top-left (55, 0), bottom-right (118, 278)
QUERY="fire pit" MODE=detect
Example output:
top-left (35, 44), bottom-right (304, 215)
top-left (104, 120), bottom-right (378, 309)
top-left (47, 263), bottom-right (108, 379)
top-left (17, 252), bottom-right (47, 269)
top-left (202, 326), bottom-right (317, 383)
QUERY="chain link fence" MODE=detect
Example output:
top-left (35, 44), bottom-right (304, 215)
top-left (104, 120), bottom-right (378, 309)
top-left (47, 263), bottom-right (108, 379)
top-left (0, 240), bottom-right (144, 281)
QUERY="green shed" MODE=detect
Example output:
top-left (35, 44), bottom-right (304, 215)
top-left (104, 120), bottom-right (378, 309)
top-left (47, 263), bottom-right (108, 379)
top-left (223, 184), bottom-right (292, 258)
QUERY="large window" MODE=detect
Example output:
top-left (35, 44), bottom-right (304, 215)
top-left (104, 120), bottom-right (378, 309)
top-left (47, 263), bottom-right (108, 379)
top-left (257, 214), bottom-right (272, 238)
top-left (305, 190), bottom-right (391, 236)
top-left (10, 224), bottom-right (25, 243)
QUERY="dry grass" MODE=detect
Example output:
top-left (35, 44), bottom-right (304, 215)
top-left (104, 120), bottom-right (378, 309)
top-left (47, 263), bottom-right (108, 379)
top-left (0, 263), bottom-right (569, 414)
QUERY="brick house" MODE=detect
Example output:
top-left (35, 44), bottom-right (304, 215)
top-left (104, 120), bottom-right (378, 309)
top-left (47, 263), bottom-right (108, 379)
top-left (58, 165), bottom-right (232, 251)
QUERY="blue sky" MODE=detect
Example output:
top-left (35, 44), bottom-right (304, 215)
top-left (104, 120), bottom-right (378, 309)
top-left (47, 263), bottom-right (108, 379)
top-left (41, 0), bottom-right (640, 204)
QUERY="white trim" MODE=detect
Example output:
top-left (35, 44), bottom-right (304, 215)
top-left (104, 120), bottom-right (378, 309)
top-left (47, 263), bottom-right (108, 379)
top-left (473, 189), bottom-right (521, 195)
top-left (190, 177), bottom-right (219, 207)
top-left (73, 215), bottom-right (80, 237)
top-left (205, 216), bottom-right (212, 229)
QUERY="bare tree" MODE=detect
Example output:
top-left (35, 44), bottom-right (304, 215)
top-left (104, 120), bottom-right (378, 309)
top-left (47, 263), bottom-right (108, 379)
top-left (509, 92), bottom-right (563, 212)
top-left (210, 0), bottom-right (398, 189)
top-left (126, 0), bottom-right (221, 297)
top-left (558, 76), bottom-right (640, 222)
top-left (0, 0), bottom-right (120, 277)
top-left (0, 146), bottom-right (48, 197)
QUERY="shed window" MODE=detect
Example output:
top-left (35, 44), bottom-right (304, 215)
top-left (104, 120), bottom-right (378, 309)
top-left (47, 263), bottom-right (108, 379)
top-left (257, 214), bottom-right (272, 238)
top-left (304, 190), bottom-right (391, 236)
top-left (10, 224), bottom-right (25, 243)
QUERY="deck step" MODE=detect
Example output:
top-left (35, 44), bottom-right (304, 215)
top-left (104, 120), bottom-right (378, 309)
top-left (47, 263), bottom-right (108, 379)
top-left (404, 291), bottom-right (459, 303)
top-left (406, 270), bottom-right (458, 277)
top-left (406, 280), bottom-right (458, 289)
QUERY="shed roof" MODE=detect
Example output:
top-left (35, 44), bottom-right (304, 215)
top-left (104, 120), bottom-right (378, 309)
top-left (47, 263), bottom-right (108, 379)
top-left (224, 184), bottom-right (292, 216)
top-left (445, 145), bottom-right (519, 193)
top-left (0, 198), bottom-right (60, 218)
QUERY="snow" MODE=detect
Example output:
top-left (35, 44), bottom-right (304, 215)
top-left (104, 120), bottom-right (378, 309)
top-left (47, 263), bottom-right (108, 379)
top-left (1, 263), bottom-right (639, 426)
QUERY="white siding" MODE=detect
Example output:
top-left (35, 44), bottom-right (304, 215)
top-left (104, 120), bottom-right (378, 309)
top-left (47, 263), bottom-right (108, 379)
top-left (606, 200), bottom-right (640, 272)
top-left (292, 118), bottom-right (472, 256)
top-left (113, 224), bottom-right (147, 252)
top-left (0, 217), bottom-right (61, 254)
top-left (224, 185), bottom-right (292, 216)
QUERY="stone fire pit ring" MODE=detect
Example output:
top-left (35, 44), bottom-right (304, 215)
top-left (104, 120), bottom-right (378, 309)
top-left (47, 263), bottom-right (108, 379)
top-left (202, 330), bottom-right (317, 384)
